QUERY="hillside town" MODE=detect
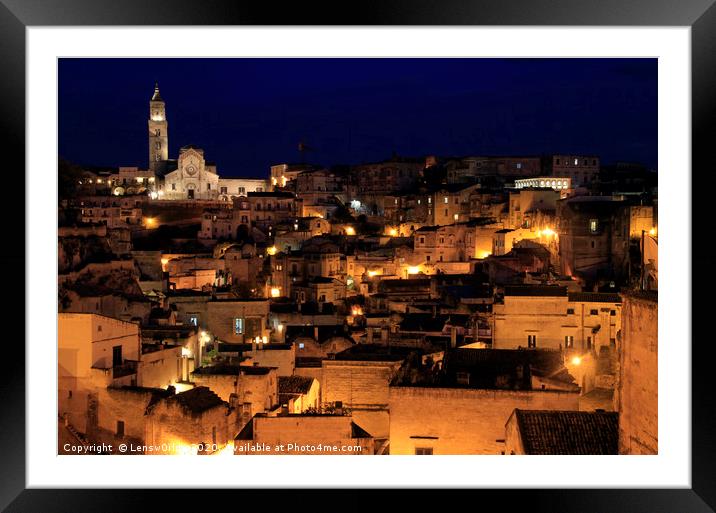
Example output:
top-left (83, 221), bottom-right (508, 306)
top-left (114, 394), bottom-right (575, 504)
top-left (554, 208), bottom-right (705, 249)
top-left (58, 84), bottom-right (658, 456)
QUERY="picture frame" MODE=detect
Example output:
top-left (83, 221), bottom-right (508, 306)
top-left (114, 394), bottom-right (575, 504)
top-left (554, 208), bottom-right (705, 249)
top-left (2, 0), bottom-right (711, 510)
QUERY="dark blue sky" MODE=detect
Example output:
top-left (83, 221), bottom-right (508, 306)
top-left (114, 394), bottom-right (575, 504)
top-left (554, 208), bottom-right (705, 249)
top-left (58, 58), bottom-right (657, 177)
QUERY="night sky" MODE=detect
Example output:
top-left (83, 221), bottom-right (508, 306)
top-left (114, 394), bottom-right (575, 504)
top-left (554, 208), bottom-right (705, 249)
top-left (58, 58), bottom-right (657, 178)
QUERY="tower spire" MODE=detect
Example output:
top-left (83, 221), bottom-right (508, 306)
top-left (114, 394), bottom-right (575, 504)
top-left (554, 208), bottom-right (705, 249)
top-left (152, 82), bottom-right (162, 101)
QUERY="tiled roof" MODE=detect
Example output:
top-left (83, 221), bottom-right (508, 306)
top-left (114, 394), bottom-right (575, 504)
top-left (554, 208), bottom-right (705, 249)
top-left (568, 292), bottom-right (621, 303)
top-left (514, 409), bottom-right (618, 455)
top-left (163, 386), bottom-right (227, 415)
top-left (278, 375), bottom-right (315, 395)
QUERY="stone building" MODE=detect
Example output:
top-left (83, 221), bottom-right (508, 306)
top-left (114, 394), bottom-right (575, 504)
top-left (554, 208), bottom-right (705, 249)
top-left (557, 196), bottom-right (632, 286)
top-left (58, 313), bottom-right (141, 435)
top-left (493, 286), bottom-right (621, 355)
top-left (389, 348), bottom-right (580, 454)
top-left (278, 375), bottom-right (320, 413)
top-left (144, 386), bottom-right (233, 454)
top-left (191, 363), bottom-right (279, 428)
top-left (546, 154), bottom-right (600, 187)
top-left (321, 344), bottom-right (413, 444)
top-left (507, 187), bottom-right (559, 230)
top-left (206, 298), bottom-right (269, 344)
top-left (615, 290), bottom-right (658, 454)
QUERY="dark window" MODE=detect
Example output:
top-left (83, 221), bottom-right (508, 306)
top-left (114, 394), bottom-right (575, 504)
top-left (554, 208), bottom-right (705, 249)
top-left (567, 308), bottom-right (575, 315)
top-left (116, 420), bottom-right (125, 437)
top-left (610, 310), bottom-right (616, 316)
top-left (415, 447), bottom-right (433, 455)
top-left (590, 309), bottom-right (598, 315)
top-left (527, 334), bottom-right (537, 348)
top-left (586, 336), bottom-right (593, 350)
top-left (112, 346), bottom-right (123, 367)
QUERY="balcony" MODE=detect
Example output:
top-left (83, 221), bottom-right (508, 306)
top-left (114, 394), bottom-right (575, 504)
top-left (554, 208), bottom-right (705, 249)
top-left (112, 360), bottom-right (138, 379)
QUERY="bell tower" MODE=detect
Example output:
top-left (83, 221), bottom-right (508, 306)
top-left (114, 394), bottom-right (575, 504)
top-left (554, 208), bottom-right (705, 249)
top-left (148, 83), bottom-right (168, 173)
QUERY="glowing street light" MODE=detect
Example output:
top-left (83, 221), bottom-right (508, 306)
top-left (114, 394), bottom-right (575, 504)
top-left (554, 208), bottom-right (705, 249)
top-left (266, 246), bottom-right (277, 256)
top-left (345, 226), bottom-right (356, 236)
top-left (270, 287), bottom-right (281, 298)
top-left (571, 356), bottom-right (582, 366)
top-left (388, 228), bottom-right (398, 237)
top-left (145, 217), bottom-right (157, 228)
top-left (407, 266), bottom-right (420, 275)
top-left (649, 227), bottom-right (657, 237)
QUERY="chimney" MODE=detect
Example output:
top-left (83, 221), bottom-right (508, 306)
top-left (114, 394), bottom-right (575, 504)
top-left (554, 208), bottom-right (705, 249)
top-left (450, 326), bottom-right (457, 348)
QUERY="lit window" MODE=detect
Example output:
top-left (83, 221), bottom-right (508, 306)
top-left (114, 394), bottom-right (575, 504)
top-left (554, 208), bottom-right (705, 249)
top-left (234, 318), bottom-right (244, 334)
top-left (574, 158), bottom-right (579, 165)
top-left (565, 336), bottom-right (574, 348)
top-left (299, 343), bottom-right (305, 349)
top-left (589, 219), bottom-right (598, 233)
top-left (444, 197), bottom-right (448, 204)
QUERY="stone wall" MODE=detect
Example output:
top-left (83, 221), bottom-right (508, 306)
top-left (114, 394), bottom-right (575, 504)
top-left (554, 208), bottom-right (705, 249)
top-left (616, 292), bottom-right (658, 454)
top-left (389, 386), bottom-right (579, 454)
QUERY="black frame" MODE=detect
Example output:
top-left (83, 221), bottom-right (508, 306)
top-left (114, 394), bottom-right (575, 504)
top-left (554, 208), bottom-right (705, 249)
top-left (2, 1), bottom-right (712, 511)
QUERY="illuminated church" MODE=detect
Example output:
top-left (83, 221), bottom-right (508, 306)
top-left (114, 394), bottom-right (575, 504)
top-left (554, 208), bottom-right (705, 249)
top-left (143, 84), bottom-right (266, 201)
